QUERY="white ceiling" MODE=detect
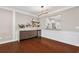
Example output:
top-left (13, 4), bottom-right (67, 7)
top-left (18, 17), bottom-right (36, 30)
top-left (8, 6), bottom-right (73, 16)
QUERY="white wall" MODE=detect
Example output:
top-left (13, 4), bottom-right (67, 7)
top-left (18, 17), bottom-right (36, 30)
top-left (60, 7), bottom-right (79, 31)
top-left (42, 29), bottom-right (79, 46)
top-left (15, 12), bottom-right (32, 40)
top-left (0, 6), bottom-right (79, 46)
top-left (0, 8), bottom-right (13, 43)
top-left (40, 7), bottom-right (79, 47)
top-left (16, 12), bottom-right (33, 31)
top-left (40, 7), bottom-right (79, 32)
top-left (0, 7), bottom-right (37, 44)
top-left (15, 12), bottom-right (40, 40)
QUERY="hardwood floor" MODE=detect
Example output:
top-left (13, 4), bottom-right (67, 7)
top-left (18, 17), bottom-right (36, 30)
top-left (0, 37), bottom-right (79, 53)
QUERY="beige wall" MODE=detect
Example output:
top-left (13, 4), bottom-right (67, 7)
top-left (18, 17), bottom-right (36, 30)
top-left (40, 7), bottom-right (79, 32)
top-left (0, 8), bottom-right (13, 41)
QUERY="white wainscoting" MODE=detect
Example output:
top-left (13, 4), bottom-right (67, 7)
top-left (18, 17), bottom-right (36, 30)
top-left (41, 29), bottom-right (79, 47)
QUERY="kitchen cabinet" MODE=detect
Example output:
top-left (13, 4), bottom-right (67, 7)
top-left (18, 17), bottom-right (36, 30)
top-left (20, 30), bottom-right (41, 40)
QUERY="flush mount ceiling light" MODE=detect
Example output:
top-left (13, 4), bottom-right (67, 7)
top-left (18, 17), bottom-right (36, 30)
top-left (38, 6), bottom-right (49, 17)
top-left (32, 6), bottom-right (49, 21)
top-left (41, 6), bottom-right (44, 8)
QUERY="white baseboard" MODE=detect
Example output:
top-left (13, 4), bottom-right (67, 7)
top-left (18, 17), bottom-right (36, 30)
top-left (41, 30), bottom-right (79, 47)
top-left (42, 36), bottom-right (79, 47)
top-left (0, 39), bottom-right (18, 44)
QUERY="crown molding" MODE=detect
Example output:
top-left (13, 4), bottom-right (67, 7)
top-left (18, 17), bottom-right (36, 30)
top-left (0, 6), bottom-right (37, 17)
top-left (0, 6), bottom-right (76, 18)
top-left (39, 6), bottom-right (76, 18)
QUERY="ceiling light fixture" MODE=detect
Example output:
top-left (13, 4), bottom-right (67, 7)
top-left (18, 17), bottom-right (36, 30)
top-left (38, 6), bottom-right (48, 17)
top-left (41, 6), bottom-right (44, 8)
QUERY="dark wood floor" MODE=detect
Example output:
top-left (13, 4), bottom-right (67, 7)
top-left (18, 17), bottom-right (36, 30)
top-left (0, 37), bottom-right (79, 53)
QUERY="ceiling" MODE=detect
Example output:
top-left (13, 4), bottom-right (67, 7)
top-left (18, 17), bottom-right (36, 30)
top-left (7, 6), bottom-right (73, 16)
